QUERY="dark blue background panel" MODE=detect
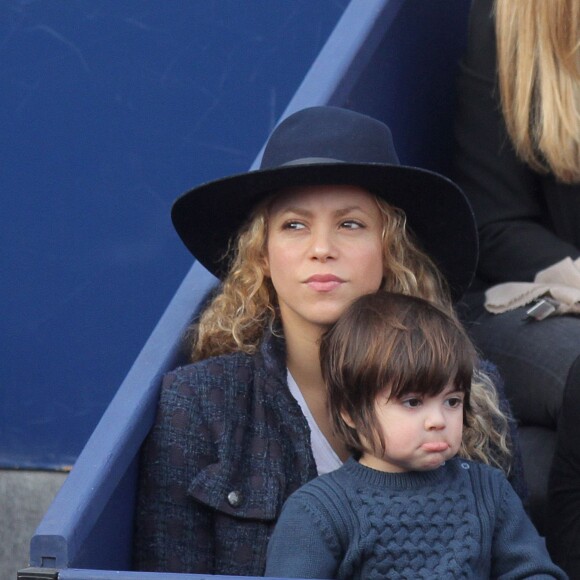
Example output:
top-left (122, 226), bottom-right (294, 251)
top-left (1, 0), bottom-right (347, 469)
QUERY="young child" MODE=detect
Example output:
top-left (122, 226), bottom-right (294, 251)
top-left (265, 291), bottom-right (566, 579)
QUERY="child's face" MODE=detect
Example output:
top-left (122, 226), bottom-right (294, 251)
top-left (358, 385), bottom-right (465, 473)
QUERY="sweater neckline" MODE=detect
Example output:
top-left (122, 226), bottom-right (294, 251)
top-left (342, 456), bottom-right (452, 489)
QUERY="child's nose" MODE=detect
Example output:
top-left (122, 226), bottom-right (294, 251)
top-left (425, 407), bottom-right (446, 430)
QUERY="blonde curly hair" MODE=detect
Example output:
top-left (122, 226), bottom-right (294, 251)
top-left (188, 192), bottom-right (512, 472)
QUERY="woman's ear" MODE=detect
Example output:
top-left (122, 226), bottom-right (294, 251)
top-left (260, 241), bottom-right (270, 277)
top-left (261, 254), bottom-right (270, 278)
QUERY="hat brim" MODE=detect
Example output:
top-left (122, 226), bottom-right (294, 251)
top-left (171, 162), bottom-right (478, 301)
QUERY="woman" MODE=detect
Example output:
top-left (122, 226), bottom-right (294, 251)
top-left (453, 0), bottom-right (580, 575)
top-left (134, 105), bottom-right (517, 575)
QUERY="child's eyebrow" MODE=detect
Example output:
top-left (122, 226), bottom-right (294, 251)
top-left (444, 387), bottom-right (465, 395)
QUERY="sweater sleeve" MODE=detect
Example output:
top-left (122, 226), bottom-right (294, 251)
top-left (452, 0), bottom-right (579, 284)
top-left (265, 493), bottom-right (341, 580)
top-left (491, 474), bottom-right (567, 579)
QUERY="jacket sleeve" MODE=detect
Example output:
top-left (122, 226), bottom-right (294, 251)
top-left (265, 493), bottom-right (341, 580)
top-left (491, 474), bottom-right (567, 579)
top-left (452, 0), bottom-right (579, 284)
top-left (132, 368), bottom-right (215, 573)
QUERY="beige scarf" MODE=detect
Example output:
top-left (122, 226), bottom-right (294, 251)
top-left (485, 257), bottom-right (580, 316)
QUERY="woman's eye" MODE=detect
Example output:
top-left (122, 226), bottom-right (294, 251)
top-left (283, 221), bottom-right (305, 230)
top-left (341, 220), bottom-right (364, 229)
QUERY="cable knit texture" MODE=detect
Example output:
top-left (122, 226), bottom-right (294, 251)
top-left (266, 457), bottom-right (566, 579)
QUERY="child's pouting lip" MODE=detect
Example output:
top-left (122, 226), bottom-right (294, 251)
top-left (421, 441), bottom-right (450, 453)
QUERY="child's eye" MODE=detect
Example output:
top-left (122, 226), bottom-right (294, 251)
top-left (402, 397), bottom-right (422, 408)
top-left (445, 396), bottom-right (464, 408)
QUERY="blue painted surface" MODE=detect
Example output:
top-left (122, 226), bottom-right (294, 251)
top-left (0, 0), bottom-right (348, 469)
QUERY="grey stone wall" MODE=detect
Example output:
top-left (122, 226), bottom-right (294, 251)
top-left (0, 470), bottom-right (67, 579)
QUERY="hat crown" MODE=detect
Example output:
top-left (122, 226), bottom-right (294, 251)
top-left (260, 106), bottom-right (401, 169)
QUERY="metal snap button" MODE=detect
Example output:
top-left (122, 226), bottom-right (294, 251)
top-left (461, 462), bottom-right (470, 470)
top-left (227, 490), bottom-right (242, 507)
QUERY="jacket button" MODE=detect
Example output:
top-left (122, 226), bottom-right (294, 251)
top-left (227, 490), bottom-right (243, 507)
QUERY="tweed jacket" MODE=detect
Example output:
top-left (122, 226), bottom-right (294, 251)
top-left (132, 330), bottom-right (318, 576)
top-left (453, 0), bottom-right (580, 308)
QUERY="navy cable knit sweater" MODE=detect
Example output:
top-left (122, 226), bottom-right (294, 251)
top-left (265, 457), bottom-right (566, 579)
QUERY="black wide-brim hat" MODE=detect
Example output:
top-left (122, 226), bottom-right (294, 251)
top-left (172, 106), bottom-right (478, 301)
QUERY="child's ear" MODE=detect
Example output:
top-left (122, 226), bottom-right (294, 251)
top-left (340, 409), bottom-right (356, 429)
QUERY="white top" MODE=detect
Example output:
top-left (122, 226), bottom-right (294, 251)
top-left (287, 370), bottom-right (343, 476)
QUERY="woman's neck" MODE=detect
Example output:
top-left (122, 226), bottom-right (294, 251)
top-left (283, 321), bottom-right (350, 462)
top-left (284, 323), bottom-right (325, 394)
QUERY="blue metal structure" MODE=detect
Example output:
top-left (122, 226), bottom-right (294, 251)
top-left (22, 0), bottom-right (558, 578)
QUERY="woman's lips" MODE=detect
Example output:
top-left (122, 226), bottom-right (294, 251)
top-left (305, 274), bottom-right (344, 292)
top-left (421, 442), bottom-right (450, 452)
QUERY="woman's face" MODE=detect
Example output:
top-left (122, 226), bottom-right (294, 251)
top-left (266, 184), bottom-right (384, 337)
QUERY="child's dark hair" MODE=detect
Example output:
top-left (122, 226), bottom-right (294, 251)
top-left (320, 291), bottom-right (477, 456)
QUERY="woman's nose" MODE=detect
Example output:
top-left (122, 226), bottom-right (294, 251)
top-left (309, 228), bottom-right (336, 261)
